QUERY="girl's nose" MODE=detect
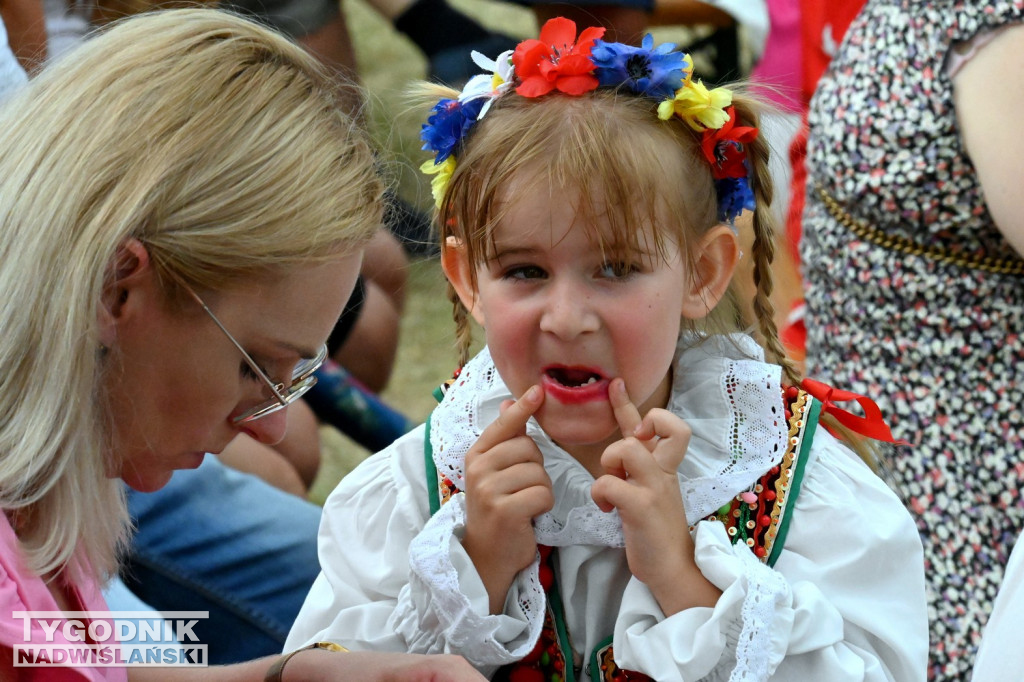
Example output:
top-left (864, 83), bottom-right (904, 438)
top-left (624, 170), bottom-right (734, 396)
top-left (539, 279), bottom-right (600, 338)
top-left (240, 406), bottom-right (290, 446)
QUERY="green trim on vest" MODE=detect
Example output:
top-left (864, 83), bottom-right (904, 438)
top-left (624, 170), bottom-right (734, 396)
top-left (589, 635), bottom-right (614, 682)
top-left (767, 396), bottom-right (820, 567)
top-left (424, 411), bottom-right (441, 516)
top-left (548, 577), bottom-right (576, 682)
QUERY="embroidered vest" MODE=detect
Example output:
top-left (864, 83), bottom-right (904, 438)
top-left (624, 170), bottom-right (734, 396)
top-left (424, 385), bottom-right (820, 681)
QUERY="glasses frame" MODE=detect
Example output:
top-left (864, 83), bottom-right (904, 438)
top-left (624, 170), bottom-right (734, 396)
top-left (176, 280), bottom-right (327, 424)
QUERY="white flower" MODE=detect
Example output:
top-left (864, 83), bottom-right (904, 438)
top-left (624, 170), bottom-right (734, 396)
top-left (458, 49), bottom-right (515, 119)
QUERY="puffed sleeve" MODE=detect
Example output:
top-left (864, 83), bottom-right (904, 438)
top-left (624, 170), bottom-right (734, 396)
top-left (613, 430), bottom-right (928, 681)
top-left (285, 426), bottom-right (544, 672)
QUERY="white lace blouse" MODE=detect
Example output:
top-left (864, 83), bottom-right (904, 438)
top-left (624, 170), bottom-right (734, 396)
top-left (287, 334), bottom-right (928, 681)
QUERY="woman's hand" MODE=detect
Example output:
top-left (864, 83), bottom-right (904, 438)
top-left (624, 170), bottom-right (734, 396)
top-left (590, 379), bottom-right (721, 616)
top-left (127, 649), bottom-right (490, 681)
top-left (286, 649), bottom-right (489, 681)
top-left (462, 385), bottom-right (554, 614)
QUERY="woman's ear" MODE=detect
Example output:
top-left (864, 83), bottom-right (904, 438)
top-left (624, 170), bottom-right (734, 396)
top-left (98, 238), bottom-right (152, 345)
top-left (440, 236), bottom-right (486, 327)
top-left (681, 224), bottom-right (740, 320)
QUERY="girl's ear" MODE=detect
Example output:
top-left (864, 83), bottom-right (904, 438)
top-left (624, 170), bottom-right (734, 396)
top-left (440, 236), bottom-right (487, 327)
top-left (681, 224), bottom-right (740, 320)
top-left (98, 238), bottom-right (152, 346)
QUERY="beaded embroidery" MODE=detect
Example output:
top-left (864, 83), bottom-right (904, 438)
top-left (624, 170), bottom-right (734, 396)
top-left (423, 383), bottom-right (818, 680)
top-left (693, 386), bottom-right (818, 566)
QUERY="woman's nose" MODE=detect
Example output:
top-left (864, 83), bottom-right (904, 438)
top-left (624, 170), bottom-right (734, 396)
top-left (240, 406), bottom-right (289, 446)
top-left (538, 278), bottom-right (600, 338)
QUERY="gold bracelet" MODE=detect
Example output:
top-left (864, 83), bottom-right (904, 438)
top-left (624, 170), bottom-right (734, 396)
top-left (264, 641), bottom-right (347, 682)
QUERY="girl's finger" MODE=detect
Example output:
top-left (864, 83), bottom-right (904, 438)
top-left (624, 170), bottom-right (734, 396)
top-left (472, 385), bottom-right (544, 453)
top-left (642, 408), bottom-right (693, 473)
top-left (609, 378), bottom-right (643, 439)
top-left (591, 472), bottom-right (632, 513)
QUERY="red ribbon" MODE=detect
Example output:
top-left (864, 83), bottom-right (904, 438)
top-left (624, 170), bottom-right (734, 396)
top-left (800, 378), bottom-right (907, 445)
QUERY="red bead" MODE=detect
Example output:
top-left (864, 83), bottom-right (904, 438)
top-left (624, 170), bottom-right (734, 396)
top-left (764, 490), bottom-right (776, 501)
top-left (508, 667), bottom-right (545, 682)
top-left (754, 546), bottom-right (767, 558)
top-left (521, 639), bottom-right (544, 664)
top-left (785, 386), bottom-right (799, 400)
top-left (538, 563), bottom-right (554, 590)
top-left (759, 515), bottom-right (771, 527)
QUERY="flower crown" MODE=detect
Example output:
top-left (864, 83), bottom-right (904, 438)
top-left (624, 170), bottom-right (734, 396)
top-left (420, 17), bottom-right (758, 223)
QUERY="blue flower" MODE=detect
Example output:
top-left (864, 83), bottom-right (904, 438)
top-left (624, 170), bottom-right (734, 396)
top-left (715, 177), bottom-right (755, 224)
top-left (590, 34), bottom-right (691, 99)
top-left (420, 97), bottom-right (487, 163)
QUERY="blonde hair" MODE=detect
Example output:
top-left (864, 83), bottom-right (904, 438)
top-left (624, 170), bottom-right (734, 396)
top-left (429, 85), bottom-right (794, 379)
top-left (0, 8), bottom-right (382, 582)
top-left (426, 81), bottom-right (876, 462)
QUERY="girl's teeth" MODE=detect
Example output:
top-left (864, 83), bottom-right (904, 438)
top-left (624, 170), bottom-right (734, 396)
top-left (586, 376), bottom-right (596, 385)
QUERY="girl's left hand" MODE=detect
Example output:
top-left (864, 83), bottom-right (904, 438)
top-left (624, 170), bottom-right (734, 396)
top-left (590, 379), bottom-right (722, 616)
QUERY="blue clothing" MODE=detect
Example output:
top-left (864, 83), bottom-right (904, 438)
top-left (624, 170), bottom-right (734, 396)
top-left (119, 456), bottom-right (321, 664)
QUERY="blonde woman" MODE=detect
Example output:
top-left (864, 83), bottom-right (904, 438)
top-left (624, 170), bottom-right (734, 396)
top-left (0, 8), bottom-right (485, 681)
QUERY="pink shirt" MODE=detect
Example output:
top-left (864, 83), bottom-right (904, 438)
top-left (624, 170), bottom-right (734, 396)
top-left (0, 513), bottom-right (127, 681)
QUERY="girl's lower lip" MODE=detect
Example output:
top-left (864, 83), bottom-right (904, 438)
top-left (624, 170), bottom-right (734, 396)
top-left (541, 374), bottom-right (610, 405)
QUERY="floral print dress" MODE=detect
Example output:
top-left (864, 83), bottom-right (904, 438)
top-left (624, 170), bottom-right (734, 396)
top-left (800, 0), bottom-right (1024, 679)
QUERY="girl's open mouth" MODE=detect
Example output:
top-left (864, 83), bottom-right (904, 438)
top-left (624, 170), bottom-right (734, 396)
top-left (542, 365), bottom-right (610, 404)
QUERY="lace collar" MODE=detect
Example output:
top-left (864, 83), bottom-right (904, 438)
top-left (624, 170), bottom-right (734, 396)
top-left (429, 333), bottom-right (787, 546)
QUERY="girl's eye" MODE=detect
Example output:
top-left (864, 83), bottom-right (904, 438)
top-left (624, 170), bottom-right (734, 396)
top-left (598, 261), bottom-right (640, 279)
top-left (503, 265), bottom-right (547, 281)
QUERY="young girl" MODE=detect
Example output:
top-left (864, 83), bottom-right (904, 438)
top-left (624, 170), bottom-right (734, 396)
top-left (288, 18), bottom-right (927, 680)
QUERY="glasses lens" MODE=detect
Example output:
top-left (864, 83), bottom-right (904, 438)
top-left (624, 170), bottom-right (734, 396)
top-left (231, 354), bottom-right (324, 425)
top-left (291, 345), bottom-right (329, 382)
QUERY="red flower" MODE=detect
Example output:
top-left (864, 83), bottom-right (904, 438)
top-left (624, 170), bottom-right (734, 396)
top-left (700, 106), bottom-right (758, 179)
top-left (512, 17), bottom-right (606, 97)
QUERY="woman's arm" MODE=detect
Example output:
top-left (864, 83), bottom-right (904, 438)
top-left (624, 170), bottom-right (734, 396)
top-left (129, 649), bottom-right (487, 682)
top-left (953, 22), bottom-right (1024, 257)
top-left (0, 0), bottom-right (45, 73)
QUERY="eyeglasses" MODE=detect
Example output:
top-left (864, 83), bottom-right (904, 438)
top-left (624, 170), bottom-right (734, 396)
top-left (180, 283), bottom-right (328, 424)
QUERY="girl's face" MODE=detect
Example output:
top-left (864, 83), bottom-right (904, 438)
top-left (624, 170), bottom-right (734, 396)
top-left (450, 189), bottom-right (699, 469)
top-left (104, 249), bottom-right (361, 492)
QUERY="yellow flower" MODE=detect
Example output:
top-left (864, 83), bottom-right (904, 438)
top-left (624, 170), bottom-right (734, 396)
top-left (657, 79), bottom-right (733, 131)
top-left (421, 157), bottom-right (456, 208)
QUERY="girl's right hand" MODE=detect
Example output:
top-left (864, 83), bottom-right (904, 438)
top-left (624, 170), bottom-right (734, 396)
top-left (461, 385), bottom-right (553, 614)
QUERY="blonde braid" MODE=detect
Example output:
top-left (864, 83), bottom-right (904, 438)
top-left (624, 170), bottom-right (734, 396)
top-left (733, 97), bottom-right (801, 388)
top-left (732, 100), bottom-right (880, 464)
top-left (447, 280), bottom-right (473, 367)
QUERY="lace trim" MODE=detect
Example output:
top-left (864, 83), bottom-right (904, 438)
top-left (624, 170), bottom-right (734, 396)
top-left (406, 494), bottom-right (544, 663)
top-left (729, 550), bottom-right (790, 682)
top-left (431, 334), bottom-right (788, 542)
